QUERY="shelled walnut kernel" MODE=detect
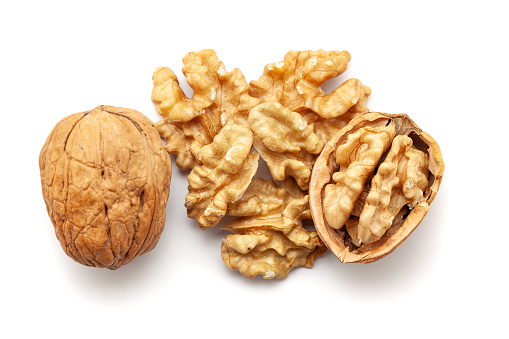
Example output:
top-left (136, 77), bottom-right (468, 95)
top-left (152, 48), bottom-right (376, 279)
top-left (221, 178), bottom-right (327, 279)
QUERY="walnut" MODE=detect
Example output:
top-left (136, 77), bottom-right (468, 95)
top-left (152, 49), bottom-right (259, 169)
top-left (322, 123), bottom-right (396, 230)
top-left (309, 112), bottom-right (444, 263)
top-left (148, 49), bottom-right (382, 279)
top-left (221, 178), bottom-right (327, 279)
top-left (185, 123), bottom-right (259, 229)
top-left (249, 50), bottom-right (371, 119)
top-left (248, 102), bottom-right (324, 190)
top-left (39, 106), bottom-right (172, 269)
top-left (246, 50), bottom-right (371, 190)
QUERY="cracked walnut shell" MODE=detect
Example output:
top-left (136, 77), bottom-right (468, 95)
top-left (309, 112), bottom-right (444, 263)
top-left (39, 106), bottom-right (172, 269)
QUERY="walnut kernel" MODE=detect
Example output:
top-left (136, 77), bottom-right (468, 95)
top-left (185, 123), bottom-right (259, 229)
top-left (221, 178), bottom-right (327, 279)
top-left (152, 49), bottom-right (258, 169)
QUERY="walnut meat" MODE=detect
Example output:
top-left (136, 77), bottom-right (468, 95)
top-left (39, 106), bottom-right (172, 269)
top-left (309, 112), bottom-right (444, 263)
top-left (248, 102), bottom-right (324, 190)
top-left (247, 50), bottom-right (372, 190)
top-left (221, 178), bottom-right (327, 279)
top-left (249, 50), bottom-right (371, 118)
top-left (185, 123), bottom-right (259, 229)
top-left (152, 49), bottom-right (259, 169)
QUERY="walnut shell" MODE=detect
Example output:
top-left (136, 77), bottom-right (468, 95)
top-left (309, 112), bottom-right (444, 263)
top-left (39, 106), bottom-right (172, 269)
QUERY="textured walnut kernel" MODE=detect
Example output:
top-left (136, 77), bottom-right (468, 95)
top-left (309, 112), bottom-right (444, 263)
top-left (185, 123), bottom-right (259, 229)
top-left (249, 50), bottom-right (371, 118)
top-left (149, 49), bottom-right (376, 279)
top-left (39, 106), bottom-right (172, 269)
top-left (245, 50), bottom-right (371, 191)
top-left (355, 135), bottom-right (429, 245)
top-left (322, 124), bottom-right (396, 230)
top-left (248, 102), bottom-right (324, 190)
top-left (152, 49), bottom-right (259, 169)
top-left (221, 178), bottom-right (327, 279)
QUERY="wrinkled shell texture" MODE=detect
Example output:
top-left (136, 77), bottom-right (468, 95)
top-left (152, 49), bottom-right (374, 279)
top-left (40, 106), bottom-right (172, 269)
top-left (309, 112), bottom-right (444, 263)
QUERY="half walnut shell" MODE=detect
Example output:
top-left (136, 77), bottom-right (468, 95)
top-left (309, 112), bottom-right (444, 263)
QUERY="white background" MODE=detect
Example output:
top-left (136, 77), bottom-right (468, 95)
top-left (1, 1), bottom-right (507, 338)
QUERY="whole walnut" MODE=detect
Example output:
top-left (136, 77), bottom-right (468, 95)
top-left (39, 106), bottom-right (172, 269)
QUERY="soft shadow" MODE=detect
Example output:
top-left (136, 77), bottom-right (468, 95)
top-left (321, 69), bottom-right (352, 94)
top-left (253, 155), bottom-right (273, 181)
top-left (317, 186), bottom-right (448, 303)
top-left (61, 244), bottom-right (166, 305)
top-left (221, 264), bottom-right (287, 288)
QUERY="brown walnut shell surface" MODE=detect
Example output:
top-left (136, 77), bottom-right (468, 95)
top-left (309, 112), bottom-right (444, 263)
top-left (39, 105), bottom-right (172, 269)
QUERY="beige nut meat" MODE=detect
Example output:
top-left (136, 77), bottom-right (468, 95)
top-left (186, 123), bottom-right (259, 229)
top-left (249, 50), bottom-right (371, 119)
top-left (309, 112), bottom-right (444, 263)
top-left (153, 49), bottom-right (259, 169)
top-left (39, 106), bottom-right (172, 269)
top-left (221, 178), bottom-right (327, 279)
top-left (248, 102), bottom-right (324, 190)
top-left (245, 50), bottom-right (372, 191)
top-left (322, 123), bottom-right (396, 230)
